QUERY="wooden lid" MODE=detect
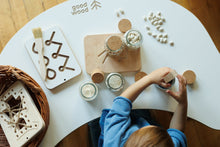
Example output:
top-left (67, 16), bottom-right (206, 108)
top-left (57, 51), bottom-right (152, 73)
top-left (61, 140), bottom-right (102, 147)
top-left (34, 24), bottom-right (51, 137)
top-left (135, 71), bottom-right (147, 82)
top-left (118, 19), bottom-right (132, 33)
top-left (183, 70), bottom-right (196, 84)
top-left (106, 35), bottom-right (122, 51)
top-left (91, 69), bottom-right (104, 83)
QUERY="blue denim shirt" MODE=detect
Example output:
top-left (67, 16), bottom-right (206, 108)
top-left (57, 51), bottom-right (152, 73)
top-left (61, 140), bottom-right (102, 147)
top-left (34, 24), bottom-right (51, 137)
top-left (98, 96), bottom-right (187, 147)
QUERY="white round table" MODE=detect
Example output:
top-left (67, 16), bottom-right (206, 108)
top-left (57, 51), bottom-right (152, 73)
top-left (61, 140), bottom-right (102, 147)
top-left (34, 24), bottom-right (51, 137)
top-left (0, 0), bottom-right (219, 146)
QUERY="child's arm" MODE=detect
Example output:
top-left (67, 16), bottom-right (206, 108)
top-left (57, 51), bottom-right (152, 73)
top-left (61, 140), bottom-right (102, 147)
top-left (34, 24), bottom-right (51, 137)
top-left (121, 67), bottom-right (172, 102)
top-left (166, 75), bottom-right (188, 132)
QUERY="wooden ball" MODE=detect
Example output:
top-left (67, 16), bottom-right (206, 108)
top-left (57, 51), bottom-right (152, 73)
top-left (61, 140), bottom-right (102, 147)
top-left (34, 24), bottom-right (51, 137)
top-left (118, 19), bottom-right (132, 33)
top-left (183, 70), bottom-right (196, 84)
top-left (135, 71), bottom-right (147, 82)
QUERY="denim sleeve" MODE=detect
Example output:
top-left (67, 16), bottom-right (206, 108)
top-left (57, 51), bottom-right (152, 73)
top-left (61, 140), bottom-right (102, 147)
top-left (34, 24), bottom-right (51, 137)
top-left (103, 96), bottom-right (132, 147)
top-left (167, 128), bottom-right (187, 147)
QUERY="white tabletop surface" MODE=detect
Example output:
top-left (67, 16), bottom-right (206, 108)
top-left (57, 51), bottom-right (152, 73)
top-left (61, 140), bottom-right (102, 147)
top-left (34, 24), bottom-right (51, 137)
top-left (0, 0), bottom-right (220, 146)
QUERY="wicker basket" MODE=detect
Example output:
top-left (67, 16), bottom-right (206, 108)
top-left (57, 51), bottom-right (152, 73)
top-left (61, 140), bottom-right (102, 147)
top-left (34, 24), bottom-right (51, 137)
top-left (0, 65), bottom-right (50, 147)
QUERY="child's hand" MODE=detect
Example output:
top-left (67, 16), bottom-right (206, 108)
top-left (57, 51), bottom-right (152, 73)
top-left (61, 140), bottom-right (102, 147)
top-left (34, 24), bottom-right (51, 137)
top-left (148, 67), bottom-right (172, 88)
top-left (166, 75), bottom-right (187, 105)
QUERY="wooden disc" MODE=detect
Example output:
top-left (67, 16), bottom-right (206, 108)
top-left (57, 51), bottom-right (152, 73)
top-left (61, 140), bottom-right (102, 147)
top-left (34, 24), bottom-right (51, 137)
top-left (135, 71), bottom-right (147, 82)
top-left (106, 35), bottom-right (122, 51)
top-left (183, 70), bottom-right (196, 84)
top-left (91, 69), bottom-right (105, 83)
top-left (118, 19), bottom-right (132, 33)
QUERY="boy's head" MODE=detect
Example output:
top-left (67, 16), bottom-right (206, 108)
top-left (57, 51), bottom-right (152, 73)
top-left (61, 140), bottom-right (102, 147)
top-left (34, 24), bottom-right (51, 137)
top-left (124, 125), bottom-right (174, 147)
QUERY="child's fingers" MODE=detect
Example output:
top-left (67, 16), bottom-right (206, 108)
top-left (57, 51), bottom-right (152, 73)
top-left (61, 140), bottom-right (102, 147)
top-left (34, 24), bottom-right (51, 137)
top-left (163, 71), bottom-right (170, 78)
top-left (166, 90), bottom-right (179, 99)
top-left (177, 75), bottom-right (186, 92)
top-left (160, 82), bottom-right (171, 88)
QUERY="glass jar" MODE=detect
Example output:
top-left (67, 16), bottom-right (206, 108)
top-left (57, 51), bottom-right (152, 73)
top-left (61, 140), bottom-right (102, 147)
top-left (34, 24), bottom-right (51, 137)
top-left (105, 73), bottom-right (125, 92)
top-left (80, 82), bottom-right (98, 101)
top-left (105, 35), bottom-right (125, 56)
top-left (124, 29), bottom-right (143, 49)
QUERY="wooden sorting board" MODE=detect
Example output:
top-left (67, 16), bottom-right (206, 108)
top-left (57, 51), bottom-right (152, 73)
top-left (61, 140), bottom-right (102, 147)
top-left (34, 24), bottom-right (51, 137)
top-left (84, 33), bottom-right (141, 74)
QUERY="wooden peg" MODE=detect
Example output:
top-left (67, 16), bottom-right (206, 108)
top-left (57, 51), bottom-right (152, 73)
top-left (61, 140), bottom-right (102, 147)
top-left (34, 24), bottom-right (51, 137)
top-left (91, 69), bottom-right (105, 83)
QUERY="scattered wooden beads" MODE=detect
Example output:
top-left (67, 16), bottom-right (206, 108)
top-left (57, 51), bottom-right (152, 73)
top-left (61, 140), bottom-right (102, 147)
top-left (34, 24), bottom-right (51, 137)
top-left (116, 8), bottom-right (125, 17)
top-left (143, 11), bottom-right (174, 46)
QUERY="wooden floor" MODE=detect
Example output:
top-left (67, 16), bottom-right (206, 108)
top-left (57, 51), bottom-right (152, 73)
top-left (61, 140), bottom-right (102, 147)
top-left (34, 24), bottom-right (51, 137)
top-left (0, 0), bottom-right (220, 146)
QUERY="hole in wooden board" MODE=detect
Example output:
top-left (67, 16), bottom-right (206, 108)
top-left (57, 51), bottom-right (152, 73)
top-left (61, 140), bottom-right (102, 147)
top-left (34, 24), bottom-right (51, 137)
top-left (17, 118), bottom-right (26, 130)
top-left (5, 96), bottom-right (22, 117)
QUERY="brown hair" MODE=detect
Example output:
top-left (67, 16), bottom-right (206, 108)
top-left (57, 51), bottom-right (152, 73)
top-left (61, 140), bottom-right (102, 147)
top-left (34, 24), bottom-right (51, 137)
top-left (124, 126), bottom-right (174, 147)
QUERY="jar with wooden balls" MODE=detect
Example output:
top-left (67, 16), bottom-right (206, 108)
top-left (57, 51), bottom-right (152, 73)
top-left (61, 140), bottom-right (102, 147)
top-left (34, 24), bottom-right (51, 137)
top-left (105, 35), bottom-right (125, 57)
top-left (124, 29), bottom-right (143, 50)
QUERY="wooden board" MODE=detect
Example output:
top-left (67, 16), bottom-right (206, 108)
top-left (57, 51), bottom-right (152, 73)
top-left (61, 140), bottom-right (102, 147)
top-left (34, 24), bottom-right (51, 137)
top-left (25, 26), bottom-right (82, 89)
top-left (84, 33), bottom-right (141, 74)
top-left (0, 81), bottom-right (45, 147)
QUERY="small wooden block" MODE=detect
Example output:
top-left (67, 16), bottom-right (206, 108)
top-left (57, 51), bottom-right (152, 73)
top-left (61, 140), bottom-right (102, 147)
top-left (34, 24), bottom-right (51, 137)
top-left (164, 70), bottom-right (178, 83)
top-left (91, 69), bottom-right (104, 83)
top-left (183, 70), bottom-right (196, 84)
top-left (118, 19), bottom-right (132, 33)
top-left (84, 33), bottom-right (141, 74)
top-left (106, 36), bottom-right (123, 51)
top-left (135, 71), bottom-right (147, 82)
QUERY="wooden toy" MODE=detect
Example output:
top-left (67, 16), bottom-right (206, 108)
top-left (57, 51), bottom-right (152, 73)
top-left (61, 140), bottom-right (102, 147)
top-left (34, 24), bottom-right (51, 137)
top-left (163, 70), bottom-right (178, 83)
top-left (84, 33), bottom-right (141, 74)
top-left (0, 81), bottom-right (45, 147)
top-left (135, 71), bottom-right (147, 82)
top-left (183, 70), bottom-right (196, 84)
top-left (91, 69), bottom-right (104, 83)
top-left (25, 26), bottom-right (82, 89)
top-left (118, 19), bottom-right (132, 33)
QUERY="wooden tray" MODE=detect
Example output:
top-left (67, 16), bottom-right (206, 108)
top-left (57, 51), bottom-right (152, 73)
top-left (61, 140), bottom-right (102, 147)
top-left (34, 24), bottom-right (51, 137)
top-left (84, 33), bottom-right (141, 74)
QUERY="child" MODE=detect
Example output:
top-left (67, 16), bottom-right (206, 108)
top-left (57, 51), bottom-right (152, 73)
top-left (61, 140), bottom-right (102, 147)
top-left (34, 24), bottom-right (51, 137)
top-left (98, 67), bottom-right (187, 147)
